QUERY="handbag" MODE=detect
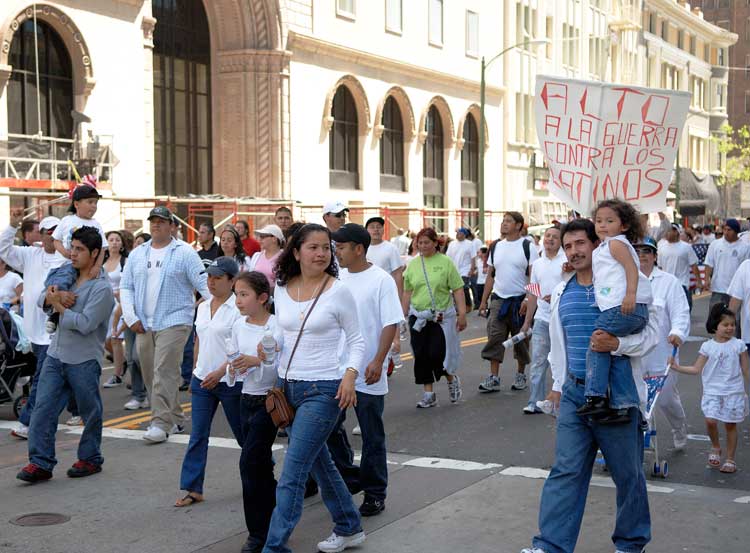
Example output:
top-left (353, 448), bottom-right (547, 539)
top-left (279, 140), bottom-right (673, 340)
top-left (266, 275), bottom-right (330, 428)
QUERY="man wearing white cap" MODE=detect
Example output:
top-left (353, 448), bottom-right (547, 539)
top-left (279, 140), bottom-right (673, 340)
top-left (0, 208), bottom-right (67, 439)
top-left (322, 201), bottom-right (349, 233)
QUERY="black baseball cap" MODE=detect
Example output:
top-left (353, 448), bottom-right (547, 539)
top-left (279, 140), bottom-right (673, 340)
top-left (72, 184), bottom-right (101, 202)
top-left (365, 216), bottom-right (385, 228)
top-left (206, 256), bottom-right (240, 278)
top-left (148, 206), bottom-right (173, 221)
top-left (331, 223), bottom-right (371, 249)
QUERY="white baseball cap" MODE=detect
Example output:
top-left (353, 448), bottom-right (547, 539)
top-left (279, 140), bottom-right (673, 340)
top-left (322, 200), bottom-right (349, 215)
top-left (254, 224), bottom-right (285, 243)
top-left (39, 216), bottom-right (61, 231)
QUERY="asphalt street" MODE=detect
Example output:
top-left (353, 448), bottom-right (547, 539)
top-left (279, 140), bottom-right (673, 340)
top-left (0, 294), bottom-right (749, 553)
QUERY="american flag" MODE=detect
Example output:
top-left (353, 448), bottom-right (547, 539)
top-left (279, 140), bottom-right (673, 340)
top-left (525, 282), bottom-right (542, 297)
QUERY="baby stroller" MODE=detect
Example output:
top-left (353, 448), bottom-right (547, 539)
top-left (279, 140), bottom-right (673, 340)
top-left (0, 307), bottom-right (36, 418)
top-left (642, 347), bottom-right (678, 479)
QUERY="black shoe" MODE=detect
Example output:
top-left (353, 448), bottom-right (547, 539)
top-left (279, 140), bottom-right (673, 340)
top-left (66, 460), bottom-right (102, 478)
top-left (240, 537), bottom-right (263, 553)
top-left (304, 479), bottom-right (319, 498)
top-left (576, 397), bottom-right (609, 417)
top-left (596, 409), bottom-right (631, 425)
top-left (16, 463), bottom-right (52, 483)
top-left (359, 497), bottom-right (385, 516)
top-left (179, 380), bottom-right (190, 391)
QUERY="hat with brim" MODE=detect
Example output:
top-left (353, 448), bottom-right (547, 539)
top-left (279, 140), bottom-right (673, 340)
top-left (39, 216), bottom-right (61, 231)
top-left (323, 200), bottom-right (349, 215)
top-left (148, 206), bottom-right (173, 221)
top-left (254, 224), bottom-right (285, 243)
top-left (206, 256), bottom-right (240, 278)
top-left (72, 185), bottom-right (101, 202)
top-left (365, 216), bottom-right (385, 228)
top-left (331, 223), bottom-right (371, 249)
top-left (634, 237), bottom-right (657, 252)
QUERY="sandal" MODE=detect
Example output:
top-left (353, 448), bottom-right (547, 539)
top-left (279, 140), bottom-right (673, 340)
top-left (720, 460), bottom-right (737, 474)
top-left (174, 493), bottom-right (203, 507)
top-left (708, 449), bottom-right (722, 468)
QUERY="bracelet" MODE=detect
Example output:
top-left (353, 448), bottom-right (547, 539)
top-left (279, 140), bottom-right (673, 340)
top-left (345, 367), bottom-right (359, 376)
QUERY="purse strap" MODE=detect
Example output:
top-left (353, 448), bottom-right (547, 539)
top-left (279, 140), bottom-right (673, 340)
top-left (281, 275), bottom-right (330, 382)
top-left (419, 254), bottom-right (438, 313)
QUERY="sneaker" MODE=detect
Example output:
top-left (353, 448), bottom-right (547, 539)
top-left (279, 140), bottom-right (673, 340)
top-left (240, 537), bottom-right (264, 553)
top-left (317, 531), bottom-right (366, 553)
top-left (103, 375), bottom-right (123, 388)
top-left (520, 548), bottom-right (547, 553)
top-left (143, 425), bottom-right (168, 443)
top-left (16, 463), bottom-right (52, 483)
top-left (179, 380), bottom-right (190, 391)
top-left (448, 376), bottom-right (463, 403)
top-left (66, 459), bottom-right (102, 478)
top-left (673, 425), bottom-right (688, 450)
top-left (170, 424), bottom-right (185, 434)
top-left (45, 320), bottom-right (57, 334)
top-left (352, 425), bottom-right (362, 435)
top-left (523, 404), bottom-right (542, 414)
top-left (65, 415), bottom-right (83, 426)
top-left (10, 423), bottom-right (29, 439)
top-left (478, 374), bottom-right (501, 393)
top-left (576, 397), bottom-right (610, 417)
top-left (416, 392), bottom-right (437, 408)
top-left (123, 398), bottom-right (149, 410)
top-left (359, 497), bottom-right (385, 517)
top-left (511, 372), bottom-right (528, 390)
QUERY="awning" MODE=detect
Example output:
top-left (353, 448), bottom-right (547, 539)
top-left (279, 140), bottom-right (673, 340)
top-left (675, 169), bottom-right (720, 217)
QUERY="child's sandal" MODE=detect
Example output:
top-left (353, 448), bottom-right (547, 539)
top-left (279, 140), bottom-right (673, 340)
top-left (720, 460), bottom-right (737, 474)
top-left (708, 449), bottom-right (722, 468)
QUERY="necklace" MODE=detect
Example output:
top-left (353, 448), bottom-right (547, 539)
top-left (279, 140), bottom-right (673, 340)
top-left (296, 277), bottom-right (325, 321)
top-left (584, 284), bottom-right (594, 301)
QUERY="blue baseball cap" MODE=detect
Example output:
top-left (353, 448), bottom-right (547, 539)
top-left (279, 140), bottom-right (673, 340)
top-left (206, 256), bottom-right (240, 278)
top-left (634, 237), bottom-right (657, 252)
top-left (725, 218), bottom-right (741, 233)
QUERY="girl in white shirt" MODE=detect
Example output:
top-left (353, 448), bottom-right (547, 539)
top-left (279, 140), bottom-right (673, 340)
top-left (263, 223), bottom-right (366, 553)
top-left (671, 303), bottom-right (749, 474)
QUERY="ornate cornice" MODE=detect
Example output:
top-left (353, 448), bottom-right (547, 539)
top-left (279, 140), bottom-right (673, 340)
top-left (217, 49), bottom-right (291, 74)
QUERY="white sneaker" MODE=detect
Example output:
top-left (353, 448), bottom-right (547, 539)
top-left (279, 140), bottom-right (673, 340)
top-left (66, 416), bottom-right (83, 426)
top-left (448, 375), bottom-right (463, 403)
top-left (352, 425), bottom-right (361, 435)
top-left (673, 426), bottom-right (688, 450)
top-left (170, 424), bottom-right (185, 434)
top-left (103, 375), bottom-right (123, 388)
top-left (123, 398), bottom-right (149, 410)
top-left (511, 372), bottom-right (528, 390)
top-left (143, 425), bottom-right (168, 443)
top-left (416, 392), bottom-right (437, 408)
top-left (317, 531), bottom-right (366, 553)
top-left (478, 374), bottom-right (501, 393)
top-left (520, 548), bottom-right (547, 553)
top-left (10, 423), bottom-right (29, 439)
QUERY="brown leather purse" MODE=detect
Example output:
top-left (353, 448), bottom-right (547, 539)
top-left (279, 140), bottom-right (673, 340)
top-left (266, 276), bottom-right (329, 428)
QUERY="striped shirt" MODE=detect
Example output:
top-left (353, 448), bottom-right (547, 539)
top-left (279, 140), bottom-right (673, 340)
top-left (558, 276), bottom-right (600, 379)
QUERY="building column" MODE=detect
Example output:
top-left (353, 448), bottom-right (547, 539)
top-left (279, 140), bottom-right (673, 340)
top-left (141, 15), bottom-right (156, 197)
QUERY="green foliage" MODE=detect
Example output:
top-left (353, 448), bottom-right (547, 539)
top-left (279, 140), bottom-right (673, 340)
top-left (712, 123), bottom-right (750, 185)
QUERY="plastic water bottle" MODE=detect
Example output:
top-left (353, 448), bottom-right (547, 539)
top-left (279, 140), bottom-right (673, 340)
top-left (259, 326), bottom-right (276, 383)
top-left (502, 331), bottom-right (527, 350)
top-left (399, 321), bottom-right (408, 342)
top-left (536, 400), bottom-right (557, 416)
top-left (391, 345), bottom-right (403, 371)
top-left (225, 337), bottom-right (241, 386)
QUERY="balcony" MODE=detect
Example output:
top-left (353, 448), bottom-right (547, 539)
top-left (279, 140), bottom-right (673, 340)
top-left (609, 0), bottom-right (641, 30)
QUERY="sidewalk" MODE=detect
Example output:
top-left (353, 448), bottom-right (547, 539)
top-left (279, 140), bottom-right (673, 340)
top-left (1, 425), bottom-right (747, 553)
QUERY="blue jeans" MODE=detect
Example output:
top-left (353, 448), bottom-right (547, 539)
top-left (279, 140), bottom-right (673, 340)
top-left (19, 344), bottom-right (78, 426)
top-left (585, 304), bottom-right (648, 409)
top-left (327, 392), bottom-right (388, 501)
top-left (527, 320), bottom-right (551, 410)
top-left (263, 379), bottom-right (362, 553)
top-left (28, 356), bottom-right (103, 471)
top-left (533, 378), bottom-right (650, 553)
top-left (44, 262), bottom-right (77, 290)
top-left (180, 329), bottom-right (195, 383)
top-left (179, 375), bottom-right (243, 494)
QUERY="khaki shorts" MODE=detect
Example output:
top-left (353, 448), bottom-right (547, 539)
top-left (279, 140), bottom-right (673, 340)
top-left (481, 296), bottom-right (530, 365)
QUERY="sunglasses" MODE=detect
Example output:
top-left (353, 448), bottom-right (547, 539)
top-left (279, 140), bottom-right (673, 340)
top-left (331, 211), bottom-right (347, 218)
top-left (43, 227), bottom-right (56, 235)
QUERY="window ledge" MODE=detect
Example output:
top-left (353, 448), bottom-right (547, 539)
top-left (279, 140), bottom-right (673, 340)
top-left (336, 10), bottom-right (356, 22)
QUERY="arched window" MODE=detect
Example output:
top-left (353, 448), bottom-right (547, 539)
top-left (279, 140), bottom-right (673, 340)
top-left (423, 105), bottom-right (444, 229)
top-left (461, 114), bottom-right (479, 229)
top-left (380, 96), bottom-right (405, 191)
top-left (8, 19), bottom-right (73, 138)
top-left (153, 0), bottom-right (212, 196)
top-left (329, 86), bottom-right (359, 189)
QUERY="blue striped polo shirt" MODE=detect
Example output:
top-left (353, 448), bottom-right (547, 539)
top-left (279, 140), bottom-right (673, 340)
top-left (558, 276), bottom-right (601, 379)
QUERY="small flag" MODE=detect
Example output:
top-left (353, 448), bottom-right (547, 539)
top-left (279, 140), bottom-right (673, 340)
top-left (525, 282), bottom-right (542, 297)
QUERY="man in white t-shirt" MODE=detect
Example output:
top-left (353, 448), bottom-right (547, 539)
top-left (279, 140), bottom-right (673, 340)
top-left (520, 225), bottom-right (566, 414)
top-left (391, 228), bottom-right (411, 257)
top-left (704, 218), bottom-right (750, 312)
top-left (728, 261), bottom-right (750, 350)
top-left (446, 228), bottom-right (478, 311)
top-left (328, 223), bottom-right (403, 517)
top-left (478, 212), bottom-right (539, 392)
top-left (365, 217), bottom-right (405, 296)
top-left (657, 224), bottom-right (701, 312)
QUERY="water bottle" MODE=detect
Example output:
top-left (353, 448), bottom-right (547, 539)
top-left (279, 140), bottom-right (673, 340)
top-left (259, 326), bottom-right (276, 384)
top-left (502, 331), bottom-right (527, 350)
top-left (391, 345), bottom-right (403, 371)
top-left (536, 400), bottom-right (557, 416)
top-left (225, 337), bottom-right (241, 386)
top-left (399, 321), bottom-right (408, 342)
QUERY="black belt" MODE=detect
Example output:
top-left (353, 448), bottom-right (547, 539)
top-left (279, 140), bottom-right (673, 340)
top-left (567, 373), bottom-right (585, 386)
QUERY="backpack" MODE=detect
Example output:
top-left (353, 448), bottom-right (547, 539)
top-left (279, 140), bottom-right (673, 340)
top-left (489, 237), bottom-right (531, 278)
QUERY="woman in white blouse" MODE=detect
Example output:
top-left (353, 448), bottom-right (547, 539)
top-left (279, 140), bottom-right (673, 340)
top-left (263, 224), bottom-right (366, 553)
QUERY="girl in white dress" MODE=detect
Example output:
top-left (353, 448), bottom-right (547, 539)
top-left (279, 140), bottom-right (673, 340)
top-left (671, 303), bottom-right (749, 473)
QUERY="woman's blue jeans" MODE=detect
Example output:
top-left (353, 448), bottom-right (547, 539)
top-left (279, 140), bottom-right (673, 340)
top-left (262, 379), bottom-right (362, 553)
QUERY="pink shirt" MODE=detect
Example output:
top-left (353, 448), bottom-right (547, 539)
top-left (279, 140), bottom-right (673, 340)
top-left (253, 251), bottom-right (280, 288)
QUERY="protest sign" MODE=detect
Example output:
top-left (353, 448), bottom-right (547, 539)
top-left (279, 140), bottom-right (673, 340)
top-left (534, 75), bottom-right (691, 215)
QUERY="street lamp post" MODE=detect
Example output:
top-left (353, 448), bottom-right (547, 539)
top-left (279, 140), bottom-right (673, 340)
top-left (478, 39), bottom-right (550, 239)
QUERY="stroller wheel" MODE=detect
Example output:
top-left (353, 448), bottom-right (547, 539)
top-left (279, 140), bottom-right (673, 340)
top-left (13, 396), bottom-right (27, 419)
top-left (660, 460), bottom-right (669, 479)
top-left (652, 462), bottom-right (660, 477)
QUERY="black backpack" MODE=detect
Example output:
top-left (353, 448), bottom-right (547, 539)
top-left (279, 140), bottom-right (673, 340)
top-left (488, 238), bottom-right (531, 278)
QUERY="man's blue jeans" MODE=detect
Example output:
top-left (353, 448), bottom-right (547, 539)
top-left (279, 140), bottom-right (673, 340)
top-left (527, 321), bottom-right (551, 410)
top-left (585, 304), bottom-right (648, 409)
top-left (179, 375), bottom-right (243, 494)
top-left (263, 379), bottom-right (362, 553)
top-left (532, 378), bottom-right (650, 553)
top-left (28, 356), bottom-right (104, 472)
top-left (19, 344), bottom-right (79, 426)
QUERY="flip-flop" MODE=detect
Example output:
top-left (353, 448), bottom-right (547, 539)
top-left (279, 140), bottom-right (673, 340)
top-left (708, 449), bottom-right (721, 468)
top-left (720, 461), bottom-right (737, 474)
top-left (174, 493), bottom-right (203, 507)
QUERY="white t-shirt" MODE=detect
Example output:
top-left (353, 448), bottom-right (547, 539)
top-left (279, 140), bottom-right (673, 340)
top-left (529, 250), bottom-right (566, 323)
top-left (477, 260), bottom-right (489, 285)
top-left (0, 272), bottom-right (22, 305)
top-left (727, 260), bottom-right (750, 343)
top-left (232, 315), bottom-right (285, 395)
top-left (143, 245), bottom-right (169, 328)
top-left (704, 238), bottom-right (750, 294)
top-left (338, 265), bottom-right (403, 395)
top-left (489, 237), bottom-right (539, 298)
top-left (592, 235), bottom-right (652, 311)
top-left (446, 239), bottom-right (477, 277)
top-left (52, 214), bottom-right (107, 251)
top-left (698, 338), bottom-right (747, 396)
top-left (366, 241), bottom-right (404, 274)
top-left (700, 233), bottom-right (716, 244)
top-left (657, 240), bottom-right (699, 288)
top-left (194, 294), bottom-right (243, 384)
